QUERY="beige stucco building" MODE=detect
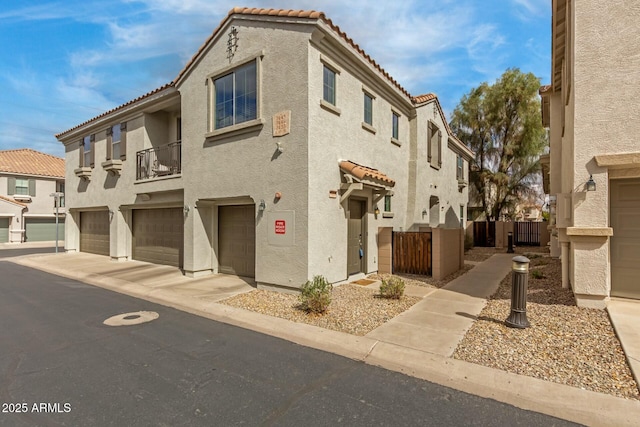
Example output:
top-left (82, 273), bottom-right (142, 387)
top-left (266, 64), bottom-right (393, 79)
top-left (540, 0), bottom-right (640, 307)
top-left (56, 7), bottom-right (472, 290)
top-left (0, 149), bottom-right (65, 243)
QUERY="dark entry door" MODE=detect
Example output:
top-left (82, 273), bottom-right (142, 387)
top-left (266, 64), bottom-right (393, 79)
top-left (347, 199), bottom-right (365, 275)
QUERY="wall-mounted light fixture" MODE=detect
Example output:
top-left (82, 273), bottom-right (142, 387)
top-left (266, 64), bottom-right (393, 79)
top-left (422, 208), bottom-right (427, 217)
top-left (258, 200), bottom-right (266, 211)
top-left (374, 205), bottom-right (380, 217)
top-left (184, 205), bottom-right (190, 215)
top-left (586, 175), bottom-right (596, 192)
top-left (276, 142), bottom-right (283, 153)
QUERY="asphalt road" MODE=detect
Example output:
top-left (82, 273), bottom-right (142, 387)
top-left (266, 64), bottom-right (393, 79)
top-left (0, 260), bottom-right (580, 426)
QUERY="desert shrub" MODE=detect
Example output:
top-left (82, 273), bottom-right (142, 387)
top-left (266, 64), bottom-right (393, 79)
top-left (464, 233), bottom-right (474, 251)
top-left (300, 275), bottom-right (332, 313)
top-left (531, 269), bottom-right (544, 279)
top-left (379, 276), bottom-right (405, 299)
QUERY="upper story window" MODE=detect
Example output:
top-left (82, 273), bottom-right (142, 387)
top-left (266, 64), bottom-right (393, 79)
top-left (456, 154), bottom-right (464, 180)
top-left (364, 93), bottom-right (373, 126)
top-left (111, 124), bottom-right (121, 159)
top-left (81, 135), bottom-right (94, 168)
top-left (7, 177), bottom-right (34, 197)
top-left (384, 195), bottom-right (392, 212)
top-left (214, 60), bottom-right (257, 130)
top-left (392, 112), bottom-right (400, 140)
top-left (106, 123), bottom-right (126, 162)
top-left (427, 121), bottom-right (441, 168)
top-left (323, 65), bottom-right (336, 105)
top-left (56, 181), bottom-right (65, 208)
top-left (15, 178), bottom-right (29, 195)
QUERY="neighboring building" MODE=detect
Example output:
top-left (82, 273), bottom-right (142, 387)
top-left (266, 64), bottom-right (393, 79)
top-left (540, 0), bottom-right (640, 307)
top-left (56, 7), bottom-right (472, 290)
top-left (0, 149), bottom-right (65, 243)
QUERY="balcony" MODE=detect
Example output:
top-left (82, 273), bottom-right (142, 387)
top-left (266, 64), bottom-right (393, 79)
top-left (136, 141), bottom-right (181, 180)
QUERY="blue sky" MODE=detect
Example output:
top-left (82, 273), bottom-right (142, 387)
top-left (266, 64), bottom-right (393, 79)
top-left (0, 0), bottom-right (550, 157)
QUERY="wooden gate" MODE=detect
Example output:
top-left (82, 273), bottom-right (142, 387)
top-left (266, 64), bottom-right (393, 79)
top-left (514, 221), bottom-right (540, 246)
top-left (392, 232), bottom-right (432, 275)
top-left (473, 221), bottom-right (496, 247)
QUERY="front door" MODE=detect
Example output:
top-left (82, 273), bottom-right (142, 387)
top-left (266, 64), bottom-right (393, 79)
top-left (347, 199), bottom-right (366, 275)
top-left (610, 178), bottom-right (640, 299)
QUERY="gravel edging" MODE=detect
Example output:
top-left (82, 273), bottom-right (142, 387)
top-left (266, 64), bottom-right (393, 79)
top-left (220, 284), bottom-right (421, 336)
top-left (452, 255), bottom-right (640, 400)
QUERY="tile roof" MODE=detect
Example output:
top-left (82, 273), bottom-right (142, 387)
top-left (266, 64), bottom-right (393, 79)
top-left (55, 84), bottom-right (175, 139)
top-left (175, 7), bottom-right (413, 100)
top-left (339, 160), bottom-right (395, 187)
top-left (412, 93), bottom-right (437, 104)
top-left (0, 149), bottom-right (65, 178)
top-left (0, 194), bottom-right (27, 208)
top-left (539, 85), bottom-right (552, 94)
top-left (55, 7), bottom-right (457, 143)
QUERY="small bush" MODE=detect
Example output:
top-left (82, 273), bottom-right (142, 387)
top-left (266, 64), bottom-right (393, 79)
top-left (379, 276), bottom-right (405, 299)
top-left (531, 269), bottom-right (544, 279)
top-left (464, 234), bottom-right (474, 251)
top-left (300, 275), bottom-right (332, 313)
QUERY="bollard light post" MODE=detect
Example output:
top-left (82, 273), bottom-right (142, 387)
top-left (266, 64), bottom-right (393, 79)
top-left (505, 255), bottom-right (530, 329)
top-left (507, 231), bottom-right (514, 253)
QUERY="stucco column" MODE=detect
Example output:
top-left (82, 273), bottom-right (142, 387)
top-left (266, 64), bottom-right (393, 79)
top-left (111, 208), bottom-right (129, 261)
top-left (183, 203), bottom-right (213, 278)
top-left (65, 211), bottom-right (80, 253)
top-left (561, 241), bottom-right (569, 289)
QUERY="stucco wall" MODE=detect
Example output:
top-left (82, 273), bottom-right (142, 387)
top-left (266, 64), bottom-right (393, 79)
top-left (431, 228), bottom-right (463, 280)
top-left (178, 19), bottom-right (313, 286)
top-left (61, 111), bottom-right (184, 258)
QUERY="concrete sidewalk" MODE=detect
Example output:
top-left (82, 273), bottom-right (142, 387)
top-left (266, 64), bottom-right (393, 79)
top-left (7, 251), bottom-right (640, 426)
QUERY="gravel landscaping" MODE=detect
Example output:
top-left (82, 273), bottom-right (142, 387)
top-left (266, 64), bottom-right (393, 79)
top-left (453, 249), bottom-right (640, 400)
top-left (219, 245), bottom-right (640, 399)
top-left (221, 284), bottom-right (421, 336)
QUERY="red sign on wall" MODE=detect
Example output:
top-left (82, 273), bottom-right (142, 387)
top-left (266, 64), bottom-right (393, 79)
top-left (275, 220), bottom-right (286, 234)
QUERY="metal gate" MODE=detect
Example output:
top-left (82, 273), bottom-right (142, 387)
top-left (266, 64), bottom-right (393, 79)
top-left (514, 222), bottom-right (540, 246)
top-left (473, 221), bottom-right (496, 247)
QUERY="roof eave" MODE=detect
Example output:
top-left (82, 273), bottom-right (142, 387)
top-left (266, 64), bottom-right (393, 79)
top-left (55, 84), bottom-right (178, 144)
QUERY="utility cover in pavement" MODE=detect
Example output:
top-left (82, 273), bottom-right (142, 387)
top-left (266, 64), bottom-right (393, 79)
top-left (103, 311), bottom-right (159, 326)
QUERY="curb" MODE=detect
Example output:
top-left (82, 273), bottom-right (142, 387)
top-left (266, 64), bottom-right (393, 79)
top-left (10, 256), bottom-right (640, 426)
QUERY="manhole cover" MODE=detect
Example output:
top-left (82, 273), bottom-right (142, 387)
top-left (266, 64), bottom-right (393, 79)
top-left (103, 311), bottom-right (159, 326)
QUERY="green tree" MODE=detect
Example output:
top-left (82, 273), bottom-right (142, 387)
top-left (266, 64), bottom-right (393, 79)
top-left (450, 68), bottom-right (546, 220)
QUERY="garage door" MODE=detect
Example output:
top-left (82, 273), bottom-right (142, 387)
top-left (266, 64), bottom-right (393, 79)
top-left (132, 208), bottom-right (183, 268)
top-left (25, 217), bottom-right (65, 242)
top-left (0, 218), bottom-right (8, 243)
top-left (218, 205), bottom-right (255, 277)
top-left (80, 210), bottom-right (110, 256)
top-left (611, 178), bottom-right (640, 299)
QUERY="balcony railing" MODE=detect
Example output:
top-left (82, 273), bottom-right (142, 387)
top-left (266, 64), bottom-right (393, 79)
top-left (136, 141), bottom-right (181, 180)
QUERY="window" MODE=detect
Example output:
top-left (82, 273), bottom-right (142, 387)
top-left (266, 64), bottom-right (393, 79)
top-left (384, 195), bottom-right (392, 212)
top-left (15, 178), bottom-right (29, 195)
top-left (56, 181), bottom-right (65, 208)
top-left (392, 112), bottom-right (399, 140)
top-left (323, 65), bottom-right (336, 105)
top-left (176, 117), bottom-right (182, 141)
top-left (457, 154), bottom-right (464, 180)
top-left (460, 205), bottom-right (465, 228)
top-left (427, 121), bottom-right (441, 168)
top-left (111, 124), bottom-right (121, 159)
top-left (364, 93), bottom-right (373, 125)
top-left (214, 60), bottom-right (257, 129)
top-left (82, 135), bottom-right (94, 167)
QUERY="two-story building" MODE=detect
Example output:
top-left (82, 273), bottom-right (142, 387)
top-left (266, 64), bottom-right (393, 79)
top-left (540, 0), bottom-right (640, 307)
top-left (0, 149), bottom-right (65, 243)
top-left (56, 7), bottom-right (472, 290)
